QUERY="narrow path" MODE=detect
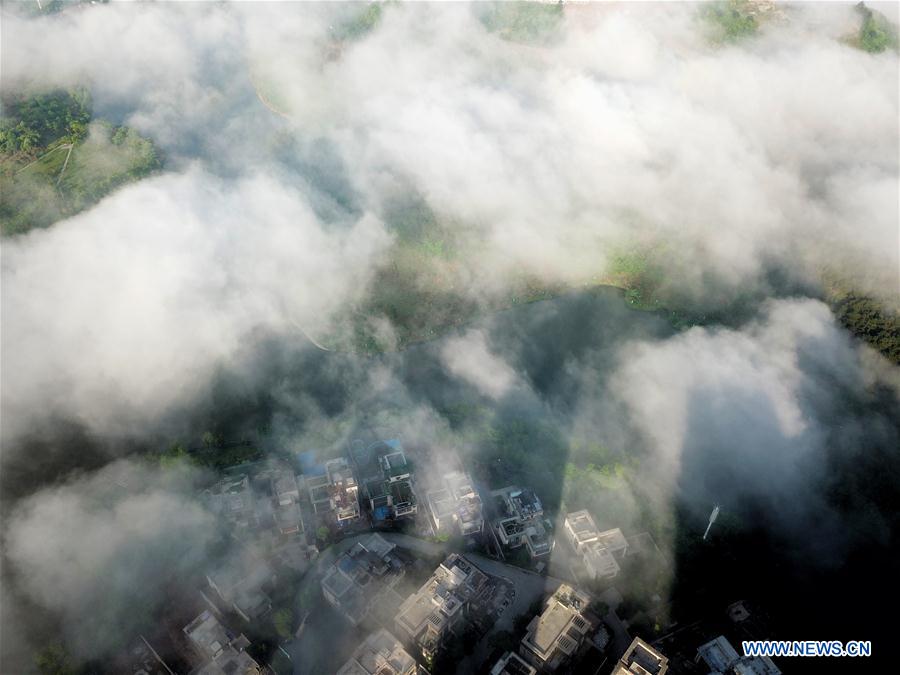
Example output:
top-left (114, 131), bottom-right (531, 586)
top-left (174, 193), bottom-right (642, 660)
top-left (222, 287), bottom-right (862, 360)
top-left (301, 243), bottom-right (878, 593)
top-left (290, 319), bottom-right (332, 352)
top-left (56, 144), bottom-right (74, 186)
top-left (14, 143), bottom-right (71, 175)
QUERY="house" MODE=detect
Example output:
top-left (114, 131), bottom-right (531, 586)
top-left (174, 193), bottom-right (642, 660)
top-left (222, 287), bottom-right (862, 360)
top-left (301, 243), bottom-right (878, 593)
top-left (563, 511), bottom-right (627, 580)
top-left (613, 637), bottom-right (669, 675)
top-left (491, 651), bottom-right (537, 675)
top-left (352, 440), bottom-right (418, 522)
top-left (426, 470), bottom-right (484, 537)
top-left (326, 457), bottom-right (362, 526)
top-left (270, 465), bottom-right (303, 536)
top-left (519, 584), bottom-right (595, 672)
top-left (696, 636), bottom-right (780, 675)
top-left (395, 554), bottom-right (488, 660)
top-left (321, 533), bottom-right (404, 625)
top-left (183, 610), bottom-right (262, 675)
top-left (336, 628), bottom-right (417, 675)
top-left (492, 486), bottom-right (552, 558)
top-left (207, 473), bottom-right (258, 530)
top-left (206, 548), bottom-right (275, 623)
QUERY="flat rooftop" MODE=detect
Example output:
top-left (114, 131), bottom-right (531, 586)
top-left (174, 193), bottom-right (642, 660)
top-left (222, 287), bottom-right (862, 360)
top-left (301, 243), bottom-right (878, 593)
top-left (583, 541), bottom-right (620, 578)
top-left (565, 510), bottom-right (600, 543)
top-left (616, 637), bottom-right (669, 675)
top-left (596, 527), bottom-right (628, 554)
top-left (337, 628), bottom-right (415, 675)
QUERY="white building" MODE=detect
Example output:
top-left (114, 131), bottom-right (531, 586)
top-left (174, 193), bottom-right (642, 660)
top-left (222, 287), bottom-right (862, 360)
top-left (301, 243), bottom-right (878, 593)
top-left (271, 466), bottom-right (303, 536)
top-left (183, 610), bottom-right (261, 675)
top-left (613, 637), bottom-right (669, 675)
top-left (563, 510), bottom-right (627, 580)
top-left (337, 628), bottom-right (417, 675)
top-left (426, 470), bottom-right (484, 537)
top-left (491, 651), bottom-right (537, 675)
top-left (519, 585), bottom-right (594, 672)
top-left (696, 636), bottom-right (780, 675)
top-left (395, 554), bottom-right (488, 660)
top-left (321, 533), bottom-right (404, 626)
top-left (493, 486), bottom-right (552, 558)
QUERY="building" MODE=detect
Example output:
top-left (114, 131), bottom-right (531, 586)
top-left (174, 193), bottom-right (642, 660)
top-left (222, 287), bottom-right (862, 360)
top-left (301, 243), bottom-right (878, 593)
top-left (519, 584), bottom-right (595, 672)
top-left (426, 470), bottom-right (484, 537)
top-left (326, 457), bottom-right (362, 526)
top-left (492, 486), bottom-right (552, 558)
top-left (303, 455), bottom-right (362, 528)
top-left (563, 511), bottom-right (627, 580)
top-left (696, 636), bottom-right (780, 675)
top-left (613, 637), bottom-right (669, 675)
top-left (306, 471), bottom-right (332, 515)
top-left (395, 554), bottom-right (489, 660)
top-left (321, 533), bottom-right (405, 625)
top-left (183, 610), bottom-right (262, 675)
top-left (351, 440), bottom-right (418, 522)
top-left (306, 457), bottom-right (362, 526)
top-left (206, 548), bottom-right (275, 623)
top-left (582, 542), bottom-right (621, 580)
top-left (491, 651), bottom-right (537, 675)
top-left (336, 628), bottom-right (417, 675)
top-left (207, 473), bottom-right (258, 530)
top-left (270, 464), bottom-right (303, 536)
top-left (110, 636), bottom-right (176, 675)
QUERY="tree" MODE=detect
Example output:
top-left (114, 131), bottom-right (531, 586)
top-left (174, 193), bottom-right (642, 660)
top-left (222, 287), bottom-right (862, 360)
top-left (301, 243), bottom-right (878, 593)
top-left (158, 443), bottom-right (192, 469)
top-left (273, 608), bottom-right (294, 640)
top-left (34, 643), bottom-right (79, 675)
top-left (316, 525), bottom-right (330, 543)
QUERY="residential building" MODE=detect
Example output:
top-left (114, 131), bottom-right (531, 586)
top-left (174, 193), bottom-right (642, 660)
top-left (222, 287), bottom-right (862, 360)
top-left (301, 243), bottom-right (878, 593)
top-left (303, 455), bottom-right (362, 528)
top-left (321, 533), bottom-right (405, 625)
top-left (492, 487), bottom-right (552, 558)
top-left (207, 473), bottom-right (258, 530)
top-left (270, 465), bottom-right (303, 536)
top-left (563, 511), bottom-right (627, 580)
top-left (183, 610), bottom-right (262, 675)
top-left (351, 439), bottom-right (418, 522)
top-left (110, 636), bottom-right (175, 675)
top-left (491, 651), bottom-right (537, 675)
top-left (613, 637), bottom-right (669, 675)
top-left (426, 486), bottom-right (456, 531)
top-left (696, 636), bottom-right (780, 675)
top-left (336, 628), bottom-right (417, 675)
top-left (582, 541), bottom-right (621, 580)
top-left (519, 584), bottom-right (595, 672)
top-left (426, 470), bottom-right (484, 537)
top-left (326, 457), bottom-right (362, 526)
top-left (395, 554), bottom-right (489, 660)
top-left (206, 548), bottom-right (275, 623)
top-left (306, 471), bottom-right (332, 515)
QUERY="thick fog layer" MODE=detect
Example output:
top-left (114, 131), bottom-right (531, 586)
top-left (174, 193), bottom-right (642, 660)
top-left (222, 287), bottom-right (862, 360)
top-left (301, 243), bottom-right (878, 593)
top-left (1, 2), bottom-right (898, 673)
top-left (2, 2), bottom-right (897, 442)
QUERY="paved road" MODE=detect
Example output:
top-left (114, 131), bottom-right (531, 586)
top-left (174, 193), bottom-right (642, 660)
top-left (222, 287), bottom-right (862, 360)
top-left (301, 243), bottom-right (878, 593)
top-left (604, 609), bottom-right (632, 663)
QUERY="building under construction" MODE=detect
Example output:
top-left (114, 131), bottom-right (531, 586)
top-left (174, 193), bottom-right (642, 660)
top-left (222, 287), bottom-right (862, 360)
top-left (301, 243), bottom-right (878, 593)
top-left (350, 439), bottom-right (418, 523)
top-left (425, 469), bottom-right (484, 537)
top-left (491, 486), bottom-right (552, 558)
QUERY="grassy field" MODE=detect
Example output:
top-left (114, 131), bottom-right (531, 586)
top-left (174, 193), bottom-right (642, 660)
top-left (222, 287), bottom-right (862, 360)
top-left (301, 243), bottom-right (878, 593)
top-left (851, 2), bottom-right (899, 53)
top-left (479, 1), bottom-right (565, 45)
top-left (701, 0), bottom-right (760, 44)
top-left (1, 122), bottom-right (160, 236)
